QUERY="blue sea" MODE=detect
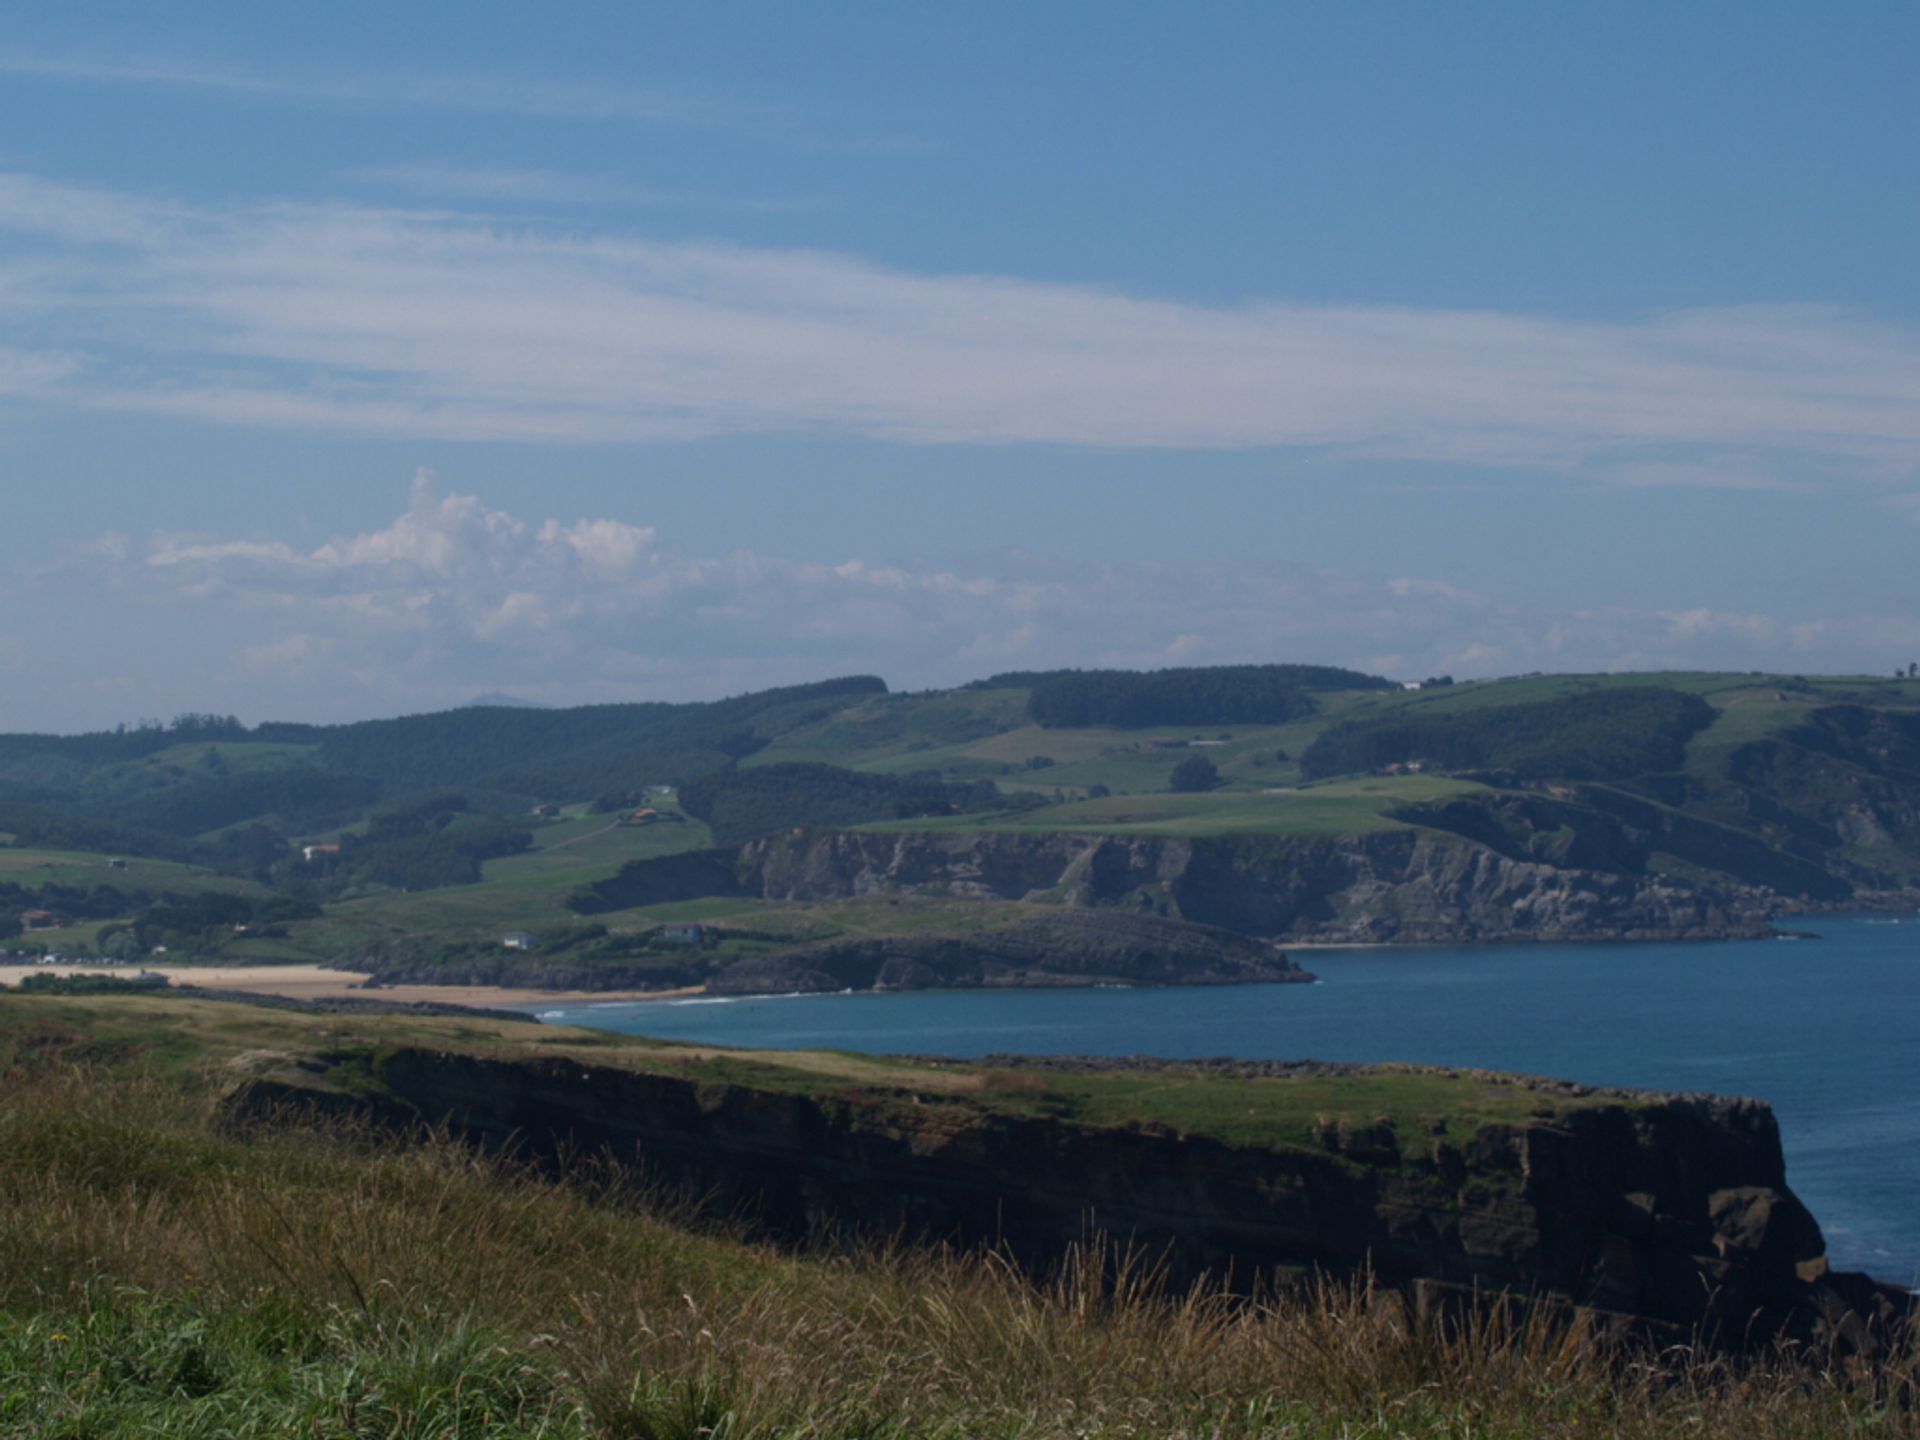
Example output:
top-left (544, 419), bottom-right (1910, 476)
top-left (534, 912), bottom-right (1920, 1283)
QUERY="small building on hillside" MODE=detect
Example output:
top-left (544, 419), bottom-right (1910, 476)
top-left (501, 931), bottom-right (538, 951)
top-left (105, 858), bottom-right (129, 871)
top-left (301, 843), bottom-right (342, 863)
top-left (530, 803), bottom-right (560, 818)
top-left (20, 910), bottom-right (64, 932)
top-left (658, 923), bottom-right (704, 946)
top-left (625, 807), bottom-right (659, 826)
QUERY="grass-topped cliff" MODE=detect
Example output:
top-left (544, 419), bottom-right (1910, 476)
top-left (2, 990), bottom-right (1915, 1437)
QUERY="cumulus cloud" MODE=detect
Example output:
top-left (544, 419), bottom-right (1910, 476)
top-left (14, 476), bottom-right (1908, 726)
top-left (1, 173), bottom-right (1918, 485)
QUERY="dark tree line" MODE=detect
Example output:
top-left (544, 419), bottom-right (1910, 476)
top-left (1301, 688), bottom-right (1716, 782)
top-left (314, 676), bottom-right (887, 796)
top-left (280, 794), bottom-right (532, 896)
top-left (0, 803), bottom-right (195, 863)
top-left (1019, 665), bottom-right (1394, 729)
top-left (114, 771), bottom-right (383, 838)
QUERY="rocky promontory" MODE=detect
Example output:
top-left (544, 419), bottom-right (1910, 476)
top-left (229, 1044), bottom-right (1911, 1352)
top-left (703, 909), bottom-right (1309, 995)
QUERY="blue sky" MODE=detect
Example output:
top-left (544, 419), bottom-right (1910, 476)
top-left (3, 2), bottom-right (1919, 728)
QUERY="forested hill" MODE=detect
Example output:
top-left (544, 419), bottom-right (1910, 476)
top-left (309, 676), bottom-right (888, 794)
top-left (7, 667), bottom-right (1920, 934)
top-left (0, 676), bottom-right (888, 840)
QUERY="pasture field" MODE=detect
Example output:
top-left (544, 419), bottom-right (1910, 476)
top-left (744, 686), bottom-right (1030, 770)
top-left (221, 805), bottom-right (717, 963)
top-left (862, 774), bottom-right (1483, 839)
top-left (0, 847), bottom-right (272, 898)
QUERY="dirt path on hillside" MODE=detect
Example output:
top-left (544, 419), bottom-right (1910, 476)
top-left (537, 819), bottom-right (623, 852)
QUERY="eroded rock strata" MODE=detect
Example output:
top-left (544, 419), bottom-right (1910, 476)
top-left (231, 1049), bottom-right (1908, 1351)
top-left (587, 828), bottom-right (1777, 944)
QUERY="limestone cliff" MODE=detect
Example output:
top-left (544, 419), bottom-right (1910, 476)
top-left (589, 827), bottom-right (1775, 943)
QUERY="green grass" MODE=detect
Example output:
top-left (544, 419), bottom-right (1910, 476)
top-left (862, 775), bottom-right (1485, 839)
top-left (0, 847), bottom-right (272, 898)
top-left (745, 687), bottom-right (1031, 771)
top-left (222, 809), bottom-right (716, 964)
top-left (0, 992), bottom-right (1606, 1156)
top-left (0, 1000), bottom-right (1914, 1437)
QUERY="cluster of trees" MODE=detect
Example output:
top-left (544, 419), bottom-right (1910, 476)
top-left (1301, 688), bottom-right (1716, 782)
top-left (0, 880), bottom-right (158, 938)
top-left (126, 892), bottom-right (322, 952)
top-left (1022, 665), bottom-right (1393, 729)
top-left (16, 972), bottom-right (169, 994)
top-left (0, 713), bottom-right (246, 771)
top-left (115, 770), bottom-right (381, 838)
top-left (1169, 756), bottom-right (1221, 792)
top-left (679, 763), bottom-right (1004, 847)
top-left (0, 803), bottom-right (194, 863)
top-left (282, 794), bottom-right (533, 896)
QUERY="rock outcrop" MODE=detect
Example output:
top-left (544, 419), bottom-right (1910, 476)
top-left (705, 910), bottom-right (1308, 995)
top-left (229, 1048), bottom-right (1910, 1351)
top-left (588, 828), bottom-right (1776, 944)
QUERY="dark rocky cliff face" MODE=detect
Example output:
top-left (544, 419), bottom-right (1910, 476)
top-left (231, 1049), bottom-right (1907, 1350)
top-left (719, 828), bottom-right (1775, 943)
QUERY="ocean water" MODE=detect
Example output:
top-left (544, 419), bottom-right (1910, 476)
top-left (534, 912), bottom-right (1920, 1282)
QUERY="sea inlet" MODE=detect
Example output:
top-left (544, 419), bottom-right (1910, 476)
top-left (535, 911), bottom-right (1920, 1283)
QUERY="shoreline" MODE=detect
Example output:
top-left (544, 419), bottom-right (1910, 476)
top-left (4, 907), bottom-right (1907, 1010)
top-left (0, 962), bottom-right (705, 1010)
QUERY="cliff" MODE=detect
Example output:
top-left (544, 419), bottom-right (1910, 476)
top-left (229, 1046), bottom-right (1909, 1351)
top-left (585, 827), bottom-right (1776, 944)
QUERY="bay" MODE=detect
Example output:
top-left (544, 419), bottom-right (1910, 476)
top-left (534, 912), bottom-right (1920, 1282)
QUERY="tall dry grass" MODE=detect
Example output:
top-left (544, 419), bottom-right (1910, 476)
top-left (1, 1061), bottom-right (1915, 1437)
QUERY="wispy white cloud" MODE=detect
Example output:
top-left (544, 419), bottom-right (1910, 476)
top-left (2, 173), bottom-right (1918, 481)
top-left (30, 476), bottom-right (1920, 724)
top-left (340, 161), bottom-right (819, 214)
top-left (0, 51), bottom-right (754, 129)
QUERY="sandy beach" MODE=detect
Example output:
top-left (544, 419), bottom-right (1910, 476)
top-left (0, 962), bottom-right (700, 1010)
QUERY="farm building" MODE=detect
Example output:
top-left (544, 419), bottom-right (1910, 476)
top-left (301, 843), bottom-right (342, 863)
top-left (658, 923), bottom-right (704, 946)
top-left (501, 931), bottom-right (538, 951)
top-left (20, 910), bottom-right (64, 932)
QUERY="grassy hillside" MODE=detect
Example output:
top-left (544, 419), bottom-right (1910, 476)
top-left (0, 995), bottom-right (1913, 1437)
top-left (860, 774), bottom-right (1482, 838)
top-left (10, 666), bottom-right (1920, 968)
